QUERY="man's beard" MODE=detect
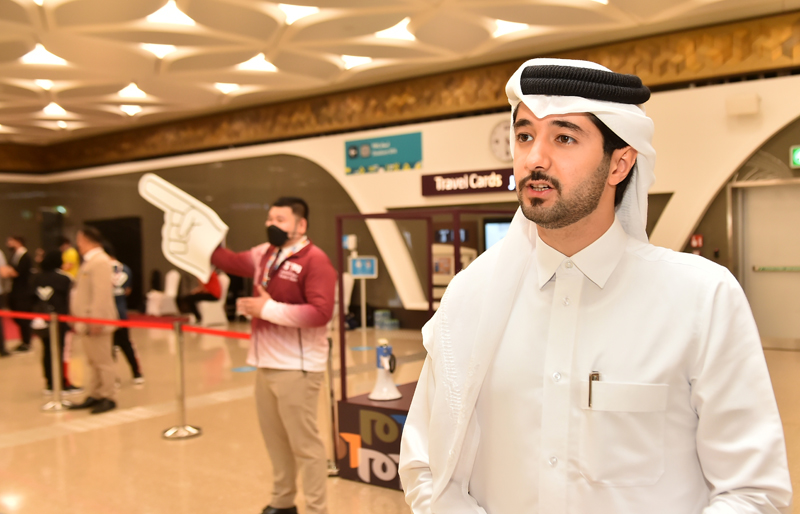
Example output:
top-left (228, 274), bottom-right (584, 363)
top-left (517, 155), bottom-right (610, 230)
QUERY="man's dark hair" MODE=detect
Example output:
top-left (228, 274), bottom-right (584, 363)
top-left (41, 250), bottom-right (63, 272)
top-left (273, 197), bottom-right (309, 226)
top-left (58, 236), bottom-right (71, 247)
top-left (511, 106), bottom-right (635, 206)
top-left (9, 235), bottom-right (25, 246)
top-left (78, 226), bottom-right (103, 245)
top-left (586, 114), bottom-right (634, 207)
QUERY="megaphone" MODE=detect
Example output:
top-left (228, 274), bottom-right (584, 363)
top-left (368, 339), bottom-right (402, 401)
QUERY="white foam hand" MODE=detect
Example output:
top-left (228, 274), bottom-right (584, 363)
top-left (138, 173), bottom-right (228, 283)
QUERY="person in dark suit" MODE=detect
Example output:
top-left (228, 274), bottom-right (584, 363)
top-left (0, 248), bottom-right (10, 357)
top-left (30, 250), bottom-right (82, 395)
top-left (5, 236), bottom-right (33, 352)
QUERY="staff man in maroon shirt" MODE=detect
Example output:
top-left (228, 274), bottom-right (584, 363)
top-left (212, 197), bottom-right (337, 514)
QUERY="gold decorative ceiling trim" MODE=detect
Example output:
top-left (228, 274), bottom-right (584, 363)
top-left (3, 9), bottom-right (800, 174)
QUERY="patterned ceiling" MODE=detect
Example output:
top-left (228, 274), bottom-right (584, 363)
top-left (0, 0), bottom-right (797, 145)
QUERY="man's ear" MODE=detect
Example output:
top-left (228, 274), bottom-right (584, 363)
top-left (608, 146), bottom-right (638, 186)
top-left (298, 217), bottom-right (308, 235)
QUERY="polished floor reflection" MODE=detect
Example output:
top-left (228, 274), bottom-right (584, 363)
top-left (1, 319), bottom-right (799, 513)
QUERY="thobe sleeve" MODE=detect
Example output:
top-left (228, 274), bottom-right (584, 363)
top-left (399, 319), bottom-right (437, 514)
top-left (693, 271), bottom-right (792, 513)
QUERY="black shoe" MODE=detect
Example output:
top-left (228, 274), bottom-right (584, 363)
top-left (69, 396), bottom-right (100, 409)
top-left (12, 344), bottom-right (31, 353)
top-left (90, 398), bottom-right (116, 414)
top-left (261, 507), bottom-right (298, 514)
top-left (0, 350), bottom-right (10, 357)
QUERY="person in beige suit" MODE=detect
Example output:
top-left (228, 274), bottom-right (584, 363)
top-left (69, 226), bottom-right (119, 414)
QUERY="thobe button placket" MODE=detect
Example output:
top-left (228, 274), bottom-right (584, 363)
top-left (552, 372), bottom-right (561, 382)
top-left (549, 456), bottom-right (558, 467)
top-left (565, 261), bottom-right (573, 269)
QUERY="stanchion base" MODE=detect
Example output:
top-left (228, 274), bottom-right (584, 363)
top-left (327, 460), bottom-right (340, 477)
top-left (42, 399), bottom-right (73, 412)
top-left (162, 425), bottom-right (202, 440)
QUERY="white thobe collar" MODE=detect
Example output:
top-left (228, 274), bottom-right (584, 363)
top-left (82, 247), bottom-right (103, 263)
top-left (535, 216), bottom-right (628, 289)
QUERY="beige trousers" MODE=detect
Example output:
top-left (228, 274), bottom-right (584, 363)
top-left (255, 369), bottom-right (327, 514)
top-left (81, 332), bottom-right (115, 400)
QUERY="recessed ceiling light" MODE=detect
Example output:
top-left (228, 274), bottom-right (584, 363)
top-left (278, 4), bottom-right (319, 25)
top-left (341, 55), bottom-right (372, 70)
top-left (43, 102), bottom-right (67, 116)
top-left (140, 43), bottom-right (177, 59)
top-left (237, 53), bottom-right (277, 72)
top-left (57, 120), bottom-right (68, 129)
top-left (119, 83), bottom-right (147, 98)
top-left (214, 83), bottom-right (240, 94)
top-left (146, 0), bottom-right (195, 26)
top-left (589, 0), bottom-right (608, 4)
top-left (21, 44), bottom-right (67, 66)
top-left (34, 79), bottom-right (53, 90)
top-left (33, 0), bottom-right (43, 5)
top-left (493, 20), bottom-right (529, 38)
top-left (120, 105), bottom-right (143, 116)
top-left (375, 18), bottom-right (415, 41)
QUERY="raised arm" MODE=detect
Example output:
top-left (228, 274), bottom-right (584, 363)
top-left (211, 246), bottom-right (257, 279)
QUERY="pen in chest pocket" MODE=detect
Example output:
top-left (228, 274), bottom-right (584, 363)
top-left (588, 371), bottom-right (600, 408)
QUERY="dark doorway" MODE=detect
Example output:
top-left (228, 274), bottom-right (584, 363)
top-left (84, 217), bottom-right (144, 311)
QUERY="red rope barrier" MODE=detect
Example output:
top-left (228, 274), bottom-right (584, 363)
top-left (0, 309), bottom-right (251, 339)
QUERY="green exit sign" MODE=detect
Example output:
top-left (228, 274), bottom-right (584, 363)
top-left (792, 146), bottom-right (800, 169)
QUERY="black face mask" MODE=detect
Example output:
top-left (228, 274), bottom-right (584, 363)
top-left (267, 225), bottom-right (289, 247)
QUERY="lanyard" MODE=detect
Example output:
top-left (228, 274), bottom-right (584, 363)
top-left (261, 237), bottom-right (309, 289)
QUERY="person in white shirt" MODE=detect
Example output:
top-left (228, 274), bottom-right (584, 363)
top-left (398, 58), bottom-right (792, 514)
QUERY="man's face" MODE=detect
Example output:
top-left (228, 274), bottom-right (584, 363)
top-left (266, 206), bottom-right (306, 244)
top-left (6, 237), bottom-right (19, 250)
top-left (513, 105), bottom-right (613, 230)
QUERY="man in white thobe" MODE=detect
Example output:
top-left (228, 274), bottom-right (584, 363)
top-left (398, 58), bottom-right (792, 514)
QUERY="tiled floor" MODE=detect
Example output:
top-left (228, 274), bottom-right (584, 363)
top-left (0, 319), bottom-right (798, 513)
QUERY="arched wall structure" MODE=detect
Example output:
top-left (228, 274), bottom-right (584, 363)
top-left (4, 73), bottom-right (800, 310)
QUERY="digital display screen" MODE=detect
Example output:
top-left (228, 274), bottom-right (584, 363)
top-left (484, 219), bottom-right (512, 251)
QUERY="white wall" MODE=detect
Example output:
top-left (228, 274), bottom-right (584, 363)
top-left (4, 74), bottom-right (800, 309)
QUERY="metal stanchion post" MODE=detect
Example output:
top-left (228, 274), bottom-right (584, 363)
top-left (326, 337), bottom-right (339, 476)
top-left (43, 312), bottom-right (71, 411)
top-left (163, 321), bottom-right (201, 439)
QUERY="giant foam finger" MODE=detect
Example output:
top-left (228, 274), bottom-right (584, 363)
top-left (138, 173), bottom-right (194, 214)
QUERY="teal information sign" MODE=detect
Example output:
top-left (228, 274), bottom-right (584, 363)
top-left (345, 132), bottom-right (422, 175)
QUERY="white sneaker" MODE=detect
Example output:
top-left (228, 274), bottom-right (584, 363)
top-left (133, 376), bottom-right (145, 385)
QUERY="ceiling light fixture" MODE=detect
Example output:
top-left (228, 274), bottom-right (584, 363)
top-left (140, 43), bottom-right (177, 59)
top-left (214, 83), bottom-right (240, 94)
top-left (57, 120), bottom-right (68, 129)
top-left (493, 19), bottom-right (529, 38)
top-left (34, 79), bottom-right (53, 90)
top-left (33, 0), bottom-right (43, 5)
top-left (375, 18), bottom-right (415, 41)
top-left (21, 44), bottom-right (67, 65)
top-left (237, 53), bottom-right (277, 72)
top-left (341, 55), bottom-right (372, 70)
top-left (119, 83), bottom-right (147, 98)
top-left (278, 4), bottom-right (319, 25)
top-left (589, 0), bottom-right (609, 4)
top-left (120, 105), bottom-right (143, 116)
top-left (146, 0), bottom-right (195, 25)
top-left (43, 102), bottom-right (67, 116)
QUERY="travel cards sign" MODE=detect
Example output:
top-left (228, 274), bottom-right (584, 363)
top-left (422, 169), bottom-right (515, 196)
top-left (345, 132), bottom-right (422, 175)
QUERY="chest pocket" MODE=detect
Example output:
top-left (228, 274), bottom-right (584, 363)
top-left (579, 381), bottom-right (669, 487)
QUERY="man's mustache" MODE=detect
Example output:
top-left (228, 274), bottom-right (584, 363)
top-left (518, 171), bottom-right (562, 193)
